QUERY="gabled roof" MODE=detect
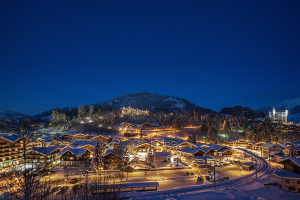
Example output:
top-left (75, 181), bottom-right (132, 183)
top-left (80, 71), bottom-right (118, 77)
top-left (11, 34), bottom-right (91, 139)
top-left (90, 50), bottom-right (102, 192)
top-left (27, 145), bottom-right (64, 155)
top-left (57, 148), bottom-right (89, 157)
top-left (278, 157), bottom-right (300, 168)
top-left (260, 143), bottom-right (277, 149)
top-left (136, 142), bottom-right (157, 148)
top-left (70, 140), bottom-right (100, 148)
top-left (163, 137), bottom-right (183, 144)
top-left (274, 170), bottom-right (300, 179)
top-left (1, 135), bottom-right (31, 143)
top-left (218, 148), bottom-right (231, 153)
top-left (179, 147), bottom-right (204, 155)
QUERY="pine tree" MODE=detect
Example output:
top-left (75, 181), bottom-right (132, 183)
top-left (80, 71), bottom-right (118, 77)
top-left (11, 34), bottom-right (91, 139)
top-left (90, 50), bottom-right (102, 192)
top-left (90, 141), bottom-right (104, 171)
top-left (89, 104), bottom-right (94, 118)
top-left (197, 110), bottom-right (201, 123)
top-left (51, 110), bottom-right (59, 124)
top-left (145, 152), bottom-right (154, 167)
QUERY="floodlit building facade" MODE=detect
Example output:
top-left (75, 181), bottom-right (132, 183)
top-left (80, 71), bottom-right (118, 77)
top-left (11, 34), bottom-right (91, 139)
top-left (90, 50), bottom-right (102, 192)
top-left (269, 107), bottom-right (288, 124)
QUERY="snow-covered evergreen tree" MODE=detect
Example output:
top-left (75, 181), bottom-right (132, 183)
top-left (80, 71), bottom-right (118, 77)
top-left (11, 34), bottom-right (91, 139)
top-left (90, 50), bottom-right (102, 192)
top-left (90, 141), bottom-right (104, 171)
top-left (89, 104), bottom-right (94, 118)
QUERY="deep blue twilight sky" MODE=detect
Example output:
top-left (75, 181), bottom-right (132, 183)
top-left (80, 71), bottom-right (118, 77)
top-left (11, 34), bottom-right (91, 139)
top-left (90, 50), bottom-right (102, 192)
top-left (0, 0), bottom-right (300, 115)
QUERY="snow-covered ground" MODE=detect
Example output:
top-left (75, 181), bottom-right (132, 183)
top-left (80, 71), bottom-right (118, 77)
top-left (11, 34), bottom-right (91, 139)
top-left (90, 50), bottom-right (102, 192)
top-left (129, 171), bottom-right (300, 200)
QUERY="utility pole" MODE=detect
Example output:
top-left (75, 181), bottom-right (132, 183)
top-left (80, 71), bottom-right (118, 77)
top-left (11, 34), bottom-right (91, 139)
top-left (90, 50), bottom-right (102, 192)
top-left (86, 170), bottom-right (88, 198)
top-left (256, 159), bottom-right (257, 179)
top-left (214, 162), bottom-right (216, 189)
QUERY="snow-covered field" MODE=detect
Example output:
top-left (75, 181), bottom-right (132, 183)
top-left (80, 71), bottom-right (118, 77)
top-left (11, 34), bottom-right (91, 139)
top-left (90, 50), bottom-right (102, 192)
top-left (130, 172), bottom-right (300, 200)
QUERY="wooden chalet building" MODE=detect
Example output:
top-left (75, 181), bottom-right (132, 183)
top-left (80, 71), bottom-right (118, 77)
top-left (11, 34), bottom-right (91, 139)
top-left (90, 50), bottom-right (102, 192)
top-left (58, 148), bottom-right (91, 166)
top-left (25, 146), bottom-right (64, 167)
top-left (0, 136), bottom-right (32, 169)
top-left (136, 143), bottom-right (157, 154)
top-left (103, 149), bottom-right (126, 170)
top-left (274, 157), bottom-right (300, 193)
top-left (260, 143), bottom-right (284, 160)
top-left (119, 122), bottom-right (134, 128)
top-left (93, 135), bottom-right (111, 143)
top-left (73, 133), bottom-right (92, 140)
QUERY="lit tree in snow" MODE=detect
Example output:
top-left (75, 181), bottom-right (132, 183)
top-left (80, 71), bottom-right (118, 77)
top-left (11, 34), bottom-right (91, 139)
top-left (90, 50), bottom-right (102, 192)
top-left (90, 141), bottom-right (104, 171)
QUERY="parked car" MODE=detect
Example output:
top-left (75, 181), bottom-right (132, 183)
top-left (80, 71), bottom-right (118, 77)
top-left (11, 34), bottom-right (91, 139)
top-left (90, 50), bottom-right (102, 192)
top-left (69, 178), bottom-right (79, 184)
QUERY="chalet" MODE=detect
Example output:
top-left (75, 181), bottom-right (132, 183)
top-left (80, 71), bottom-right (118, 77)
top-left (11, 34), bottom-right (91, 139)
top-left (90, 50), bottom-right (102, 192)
top-left (277, 157), bottom-right (300, 174)
top-left (0, 136), bottom-right (32, 169)
top-left (58, 148), bottom-right (91, 166)
top-left (119, 122), bottom-right (134, 128)
top-left (136, 143), bottom-right (157, 155)
top-left (73, 133), bottom-right (91, 140)
top-left (103, 150), bottom-right (125, 170)
top-left (93, 135), bottom-right (111, 143)
top-left (69, 140), bottom-right (105, 152)
top-left (178, 147), bottom-right (207, 158)
top-left (28, 138), bottom-right (48, 148)
top-left (217, 148), bottom-right (234, 157)
top-left (224, 139), bottom-right (248, 148)
top-left (61, 134), bottom-right (72, 141)
top-left (176, 141), bottom-right (197, 150)
top-left (273, 170), bottom-right (300, 193)
top-left (142, 122), bottom-right (159, 130)
top-left (25, 145), bottom-right (64, 167)
top-left (261, 143), bottom-right (284, 160)
top-left (194, 156), bottom-right (214, 168)
top-left (152, 152), bottom-right (172, 163)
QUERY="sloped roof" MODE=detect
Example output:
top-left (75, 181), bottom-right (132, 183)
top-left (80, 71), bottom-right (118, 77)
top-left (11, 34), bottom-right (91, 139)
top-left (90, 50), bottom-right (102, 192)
top-left (179, 147), bottom-right (203, 155)
top-left (57, 148), bottom-right (88, 157)
top-left (2, 135), bottom-right (30, 143)
top-left (260, 143), bottom-right (280, 149)
top-left (27, 145), bottom-right (64, 155)
top-left (274, 170), bottom-right (300, 179)
top-left (152, 152), bottom-right (172, 157)
top-left (163, 137), bottom-right (183, 144)
top-left (70, 140), bottom-right (100, 148)
top-left (278, 156), bottom-right (300, 167)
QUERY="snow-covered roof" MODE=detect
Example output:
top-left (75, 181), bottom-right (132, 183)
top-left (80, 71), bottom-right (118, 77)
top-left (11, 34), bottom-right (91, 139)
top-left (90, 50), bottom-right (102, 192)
top-left (2, 135), bottom-right (23, 143)
top-left (57, 148), bottom-right (88, 157)
top-left (136, 142), bottom-right (156, 148)
top-left (274, 170), bottom-right (300, 179)
top-left (152, 152), bottom-right (172, 157)
top-left (27, 145), bottom-right (64, 155)
top-left (278, 157), bottom-right (300, 167)
top-left (218, 148), bottom-right (230, 153)
top-left (70, 140), bottom-right (100, 148)
top-left (163, 137), bottom-right (183, 144)
top-left (260, 143), bottom-right (280, 149)
top-left (179, 147), bottom-right (203, 155)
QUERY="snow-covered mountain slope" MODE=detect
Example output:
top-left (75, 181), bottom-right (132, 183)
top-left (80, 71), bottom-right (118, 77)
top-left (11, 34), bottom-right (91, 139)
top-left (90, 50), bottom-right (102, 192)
top-left (95, 92), bottom-right (213, 113)
top-left (276, 97), bottom-right (300, 110)
top-left (0, 108), bottom-right (29, 120)
top-left (257, 97), bottom-right (300, 123)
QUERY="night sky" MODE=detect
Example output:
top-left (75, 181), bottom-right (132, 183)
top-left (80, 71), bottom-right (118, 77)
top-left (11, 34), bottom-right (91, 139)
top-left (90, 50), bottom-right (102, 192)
top-left (1, 0), bottom-right (300, 115)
